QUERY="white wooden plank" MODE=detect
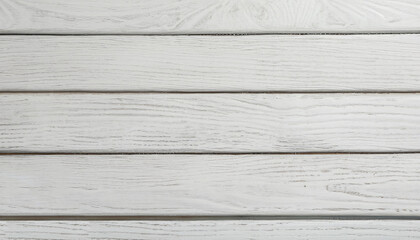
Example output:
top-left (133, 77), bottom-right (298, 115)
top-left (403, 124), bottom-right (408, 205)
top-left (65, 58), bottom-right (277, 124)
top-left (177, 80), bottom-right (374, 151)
top-left (1, 0), bottom-right (420, 34)
top-left (1, 221), bottom-right (420, 239)
top-left (1, 154), bottom-right (420, 215)
top-left (1, 94), bottom-right (420, 153)
top-left (1, 35), bottom-right (420, 92)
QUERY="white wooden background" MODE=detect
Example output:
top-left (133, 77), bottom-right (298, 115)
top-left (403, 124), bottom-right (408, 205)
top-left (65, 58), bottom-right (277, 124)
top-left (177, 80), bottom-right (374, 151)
top-left (1, 0), bottom-right (420, 239)
top-left (1, 154), bottom-right (420, 215)
top-left (1, 221), bottom-right (420, 240)
top-left (1, 35), bottom-right (420, 92)
top-left (1, 0), bottom-right (420, 34)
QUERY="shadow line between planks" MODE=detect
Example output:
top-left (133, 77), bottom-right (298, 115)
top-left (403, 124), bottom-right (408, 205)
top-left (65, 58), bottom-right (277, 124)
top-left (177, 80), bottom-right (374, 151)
top-left (1, 215), bottom-right (420, 221)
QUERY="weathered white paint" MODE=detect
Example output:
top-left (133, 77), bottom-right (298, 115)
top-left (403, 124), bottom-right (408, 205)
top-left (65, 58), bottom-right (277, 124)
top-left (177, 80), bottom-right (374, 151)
top-left (1, 94), bottom-right (420, 153)
top-left (1, 221), bottom-right (420, 239)
top-left (1, 154), bottom-right (420, 215)
top-left (1, 0), bottom-right (419, 236)
top-left (1, 0), bottom-right (420, 34)
top-left (1, 35), bottom-right (420, 92)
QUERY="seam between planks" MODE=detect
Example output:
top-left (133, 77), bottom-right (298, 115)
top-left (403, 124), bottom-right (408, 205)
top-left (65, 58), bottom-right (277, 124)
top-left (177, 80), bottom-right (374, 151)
top-left (1, 152), bottom-right (420, 155)
top-left (1, 32), bottom-right (420, 36)
top-left (1, 215), bottom-right (420, 221)
top-left (3, 91), bottom-right (420, 94)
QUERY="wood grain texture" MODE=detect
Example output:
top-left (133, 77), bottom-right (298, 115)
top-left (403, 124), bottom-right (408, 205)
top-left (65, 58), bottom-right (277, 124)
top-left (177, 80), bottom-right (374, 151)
top-left (1, 221), bottom-right (420, 239)
top-left (1, 0), bottom-right (420, 34)
top-left (1, 154), bottom-right (420, 215)
top-left (1, 35), bottom-right (420, 92)
top-left (2, 94), bottom-right (420, 153)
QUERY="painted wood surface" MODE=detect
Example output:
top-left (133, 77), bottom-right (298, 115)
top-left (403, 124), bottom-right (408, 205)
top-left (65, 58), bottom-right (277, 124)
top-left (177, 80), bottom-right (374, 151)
top-left (1, 154), bottom-right (420, 215)
top-left (1, 0), bottom-right (420, 34)
top-left (1, 221), bottom-right (420, 239)
top-left (2, 1), bottom-right (420, 236)
top-left (1, 94), bottom-right (420, 153)
top-left (1, 35), bottom-right (420, 92)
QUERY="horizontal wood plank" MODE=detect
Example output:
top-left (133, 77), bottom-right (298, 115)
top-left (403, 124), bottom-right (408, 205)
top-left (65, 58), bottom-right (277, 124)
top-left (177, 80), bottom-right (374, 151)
top-left (1, 220), bottom-right (420, 239)
top-left (1, 94), bottom-right (420, 153)
top-left (1, 35), bottom-right (420, 92)
top-left (1, 154), bottom-right (420, 215)
top-left (1, 0), bottom-right (420, 34)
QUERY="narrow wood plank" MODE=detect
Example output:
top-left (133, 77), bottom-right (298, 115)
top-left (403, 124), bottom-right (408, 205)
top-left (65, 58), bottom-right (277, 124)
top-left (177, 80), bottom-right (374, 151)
top-left (1, 94), bottom-right (420, 153)
top-left (1, 0), bottom-right (420, 34)
top-left (1, 35), bottom-right (420, 92)
top-left (1, 154), bottom-right (420, 215)
top-left (1, 221), bottom-right (420, 239)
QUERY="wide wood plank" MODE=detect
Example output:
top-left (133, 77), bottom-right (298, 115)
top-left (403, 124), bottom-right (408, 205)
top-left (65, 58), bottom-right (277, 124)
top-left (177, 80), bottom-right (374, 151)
top-left (1, 221), bottom-right (420, 239)
top-left (1, 0), bottom-right (420, 34)
top-left (1, 35), bottom-right (420, 92)
top-left (1, 94), bottom-right (420, 153)
top-left (1, 154), bottom-right (420, 215)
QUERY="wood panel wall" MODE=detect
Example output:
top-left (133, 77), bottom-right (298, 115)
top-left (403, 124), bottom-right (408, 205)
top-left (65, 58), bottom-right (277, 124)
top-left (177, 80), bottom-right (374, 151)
top-left (1, 0), bottom-right (420, 238)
